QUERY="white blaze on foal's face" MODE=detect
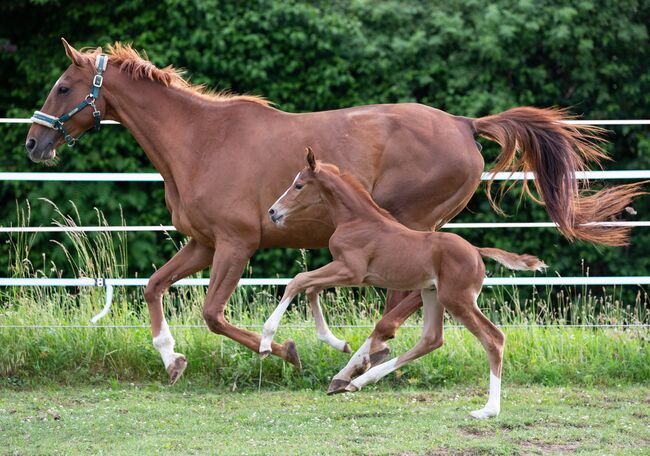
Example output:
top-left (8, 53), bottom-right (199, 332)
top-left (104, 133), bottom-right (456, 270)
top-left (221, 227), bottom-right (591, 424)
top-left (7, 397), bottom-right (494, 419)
top-left (268, 168), bottom-right (321, 225)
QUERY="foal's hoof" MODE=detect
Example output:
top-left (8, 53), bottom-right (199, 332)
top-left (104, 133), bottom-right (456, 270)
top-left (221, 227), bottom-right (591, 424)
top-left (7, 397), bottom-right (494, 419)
top-left (344, 383), bottom-right (358, 393)
top-left (284, 340), bottom-right (302, 370)
top-left (327, 378), bottom-right (351, 395)
top-left (369, 347), bottom-right (390, 367)
top-left (167, 356), bottom-right (187, 386)
top-left (343, 343), bottom-right (352, 354)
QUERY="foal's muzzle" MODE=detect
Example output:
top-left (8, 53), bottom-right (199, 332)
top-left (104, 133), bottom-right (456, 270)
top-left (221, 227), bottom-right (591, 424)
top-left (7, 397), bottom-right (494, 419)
top-left (268, 207), bottom-right (285, 224)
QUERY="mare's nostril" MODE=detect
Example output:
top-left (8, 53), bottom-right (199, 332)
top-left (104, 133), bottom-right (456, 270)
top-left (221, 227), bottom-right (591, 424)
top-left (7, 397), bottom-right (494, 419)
top-left (268, 208), bottom-right (275, 216)
top-left (25, 138), bottom-right (37, 153)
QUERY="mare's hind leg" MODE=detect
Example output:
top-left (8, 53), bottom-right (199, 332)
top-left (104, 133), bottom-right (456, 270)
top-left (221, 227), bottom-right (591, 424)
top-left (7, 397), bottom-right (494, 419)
top-left (307, 288), bottom-right (351, 353)
top-left (145, 239), bottom-right (213, 384)
top-left (328, 290), bottom-right (422, 394)
top-left (446, 295), bottom-right (505, 419)
top-left (343, 288), bottom-right (444, 392)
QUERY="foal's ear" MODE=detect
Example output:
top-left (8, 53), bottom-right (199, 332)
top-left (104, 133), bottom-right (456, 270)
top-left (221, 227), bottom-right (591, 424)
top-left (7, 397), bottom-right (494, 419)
top-left (306, 147), bottom-right (317, 172)
top-left (61, 38), bottom-right (84, 67)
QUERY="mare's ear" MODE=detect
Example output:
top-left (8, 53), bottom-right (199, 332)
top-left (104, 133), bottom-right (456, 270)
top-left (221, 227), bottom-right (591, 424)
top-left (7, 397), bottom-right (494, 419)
top-left (61, 38), bottom-right (84, 66)
top-left (306, 147), bottom-right (317, 172)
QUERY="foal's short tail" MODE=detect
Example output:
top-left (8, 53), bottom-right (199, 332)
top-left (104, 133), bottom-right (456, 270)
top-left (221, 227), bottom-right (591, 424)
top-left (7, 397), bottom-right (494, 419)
top-left (472, 107), bottom-right (645, 246)
top-left (477, 247), bottom-right (546, 272)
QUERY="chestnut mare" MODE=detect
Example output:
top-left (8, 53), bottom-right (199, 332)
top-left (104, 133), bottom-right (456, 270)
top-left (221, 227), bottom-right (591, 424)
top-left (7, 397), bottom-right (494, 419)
top-left (263, 148), bottom-right (545, 418)
top-left (26, 40), bottom-right (642, 384)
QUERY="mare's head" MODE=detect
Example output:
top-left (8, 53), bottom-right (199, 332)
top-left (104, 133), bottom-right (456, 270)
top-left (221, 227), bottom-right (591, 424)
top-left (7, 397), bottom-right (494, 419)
top-left (269, 147), bottom-right (336, 225)
top-left (25, 39), bottom-right (109, 162)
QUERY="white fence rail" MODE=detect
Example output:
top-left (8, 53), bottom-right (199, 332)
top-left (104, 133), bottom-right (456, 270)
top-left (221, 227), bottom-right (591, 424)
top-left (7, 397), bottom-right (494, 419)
top-left (1, 276), bottom-right (648, 324)
top-left (2, 170), bottom-right (650, 182)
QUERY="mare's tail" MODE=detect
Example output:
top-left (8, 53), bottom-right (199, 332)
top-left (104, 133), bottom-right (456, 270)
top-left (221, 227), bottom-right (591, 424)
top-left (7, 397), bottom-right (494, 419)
top-left (472, 107), bottom-right (645, 246)
top-left (477, 247), bottom-right (546, 272)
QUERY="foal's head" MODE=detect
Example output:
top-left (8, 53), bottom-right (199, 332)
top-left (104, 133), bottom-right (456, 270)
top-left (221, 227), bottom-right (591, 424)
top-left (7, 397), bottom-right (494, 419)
top-left (268, 147), bottom-right (334, 225)
top-left (25, 39), bottom-right (109, 162)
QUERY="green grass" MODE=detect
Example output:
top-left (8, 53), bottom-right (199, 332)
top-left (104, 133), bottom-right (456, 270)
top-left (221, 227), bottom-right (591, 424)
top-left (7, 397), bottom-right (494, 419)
top-left (1, 204), bottom-right (649, 388)
top-left (1, 385), bottom-right (648, 455)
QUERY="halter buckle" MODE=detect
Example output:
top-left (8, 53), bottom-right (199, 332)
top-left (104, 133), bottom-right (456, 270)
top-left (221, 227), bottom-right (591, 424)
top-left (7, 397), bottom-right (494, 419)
top-left (93, 74), bottom-right (103, 88)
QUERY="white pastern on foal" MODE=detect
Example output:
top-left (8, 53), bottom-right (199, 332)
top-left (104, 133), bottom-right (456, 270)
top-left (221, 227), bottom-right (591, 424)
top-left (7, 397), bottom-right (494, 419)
top-left (470, 371), bottom-right (501, 419)
top-left (152, 320), bottom-right (183, 369)
top-left (330, 338), bottom-right (372, 383)
top-left (347, 358), bottom-right (399, 391)
top-left (311, 294), bottom-right (350, 352)
top-left (260, 295), bottom-right (295, 355)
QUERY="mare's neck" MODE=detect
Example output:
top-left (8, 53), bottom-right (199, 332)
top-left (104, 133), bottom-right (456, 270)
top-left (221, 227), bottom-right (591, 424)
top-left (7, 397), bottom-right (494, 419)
top-left (102, 67), bottom-right (219, 182)
top-left (318, 172), bottom-right (386, 226)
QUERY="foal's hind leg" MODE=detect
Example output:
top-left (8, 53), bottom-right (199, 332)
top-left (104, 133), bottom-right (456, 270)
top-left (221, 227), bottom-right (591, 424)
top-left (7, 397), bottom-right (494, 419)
top-left (328, 290), bottom-right (422, 394)
top-left (344, 288), bottom-right (444, 392)
top-left (307, 288), bottom-right (352, 353)
top-left (446, 296), bottom-right (505, 419)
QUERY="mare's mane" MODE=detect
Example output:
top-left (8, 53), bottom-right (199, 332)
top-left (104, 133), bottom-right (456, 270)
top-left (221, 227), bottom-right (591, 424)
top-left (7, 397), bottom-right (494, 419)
top-left (317, 162), bottom-right (398, 222)
top-left (78, 42), bottom-right (269, 106)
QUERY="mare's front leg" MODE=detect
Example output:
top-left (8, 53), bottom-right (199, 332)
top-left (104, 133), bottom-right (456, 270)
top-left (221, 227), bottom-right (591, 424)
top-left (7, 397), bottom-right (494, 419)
top-left (202, 240), bottom-right (301, 368)
top-left (259, 261), bottom-right (359, 357)
top-left (145, 239), bottom-right (213, 384)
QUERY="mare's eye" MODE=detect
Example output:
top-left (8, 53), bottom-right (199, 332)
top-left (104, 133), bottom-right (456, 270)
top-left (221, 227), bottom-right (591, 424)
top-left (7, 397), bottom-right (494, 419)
top-left (295, 183), bottom-right (304, 190)
top-left (57, 86), bottom-right (70, 95)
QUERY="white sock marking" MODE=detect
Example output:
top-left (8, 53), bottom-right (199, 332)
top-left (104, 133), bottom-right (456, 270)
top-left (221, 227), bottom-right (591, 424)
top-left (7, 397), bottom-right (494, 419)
top-left (349, 358), bottom-right (398, 390)
top-left (333, 338), bottom-right (371, 381)
top-left (152, 320), bottom-right (177, 369)
top-left (470, 371), bottom-right (501, 419)
top-left (311, 294), bottom-right (348, 351)
top-left (260, 296), bottom-right (294, 353)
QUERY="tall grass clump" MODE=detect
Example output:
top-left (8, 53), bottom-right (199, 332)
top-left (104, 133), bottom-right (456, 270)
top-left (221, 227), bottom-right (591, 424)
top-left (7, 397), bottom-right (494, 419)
top-left (0, 202), bottom-right (648, 388)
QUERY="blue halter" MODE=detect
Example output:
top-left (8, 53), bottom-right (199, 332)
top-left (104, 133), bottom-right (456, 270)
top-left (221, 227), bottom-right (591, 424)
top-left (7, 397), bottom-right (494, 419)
top-left (30, 54), bottom-right (108, 147)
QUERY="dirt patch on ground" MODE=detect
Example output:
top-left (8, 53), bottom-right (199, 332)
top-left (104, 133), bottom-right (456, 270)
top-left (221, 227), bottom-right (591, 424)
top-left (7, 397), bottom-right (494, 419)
top-left (426, 449), bottom-right (484, 456)
top-left (460, 426), bottom-right (489, 437)
top-left (519, 439), bottom-right (581, 454)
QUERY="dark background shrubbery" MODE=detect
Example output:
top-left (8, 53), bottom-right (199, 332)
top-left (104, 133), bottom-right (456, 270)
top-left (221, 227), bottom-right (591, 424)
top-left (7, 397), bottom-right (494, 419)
top-left (1, 0), bottom-right (649, 280)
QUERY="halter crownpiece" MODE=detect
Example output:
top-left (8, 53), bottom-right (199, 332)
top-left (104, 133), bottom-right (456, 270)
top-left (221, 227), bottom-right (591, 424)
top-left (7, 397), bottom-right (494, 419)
top-left (30, 54), bottom-right (108, 147)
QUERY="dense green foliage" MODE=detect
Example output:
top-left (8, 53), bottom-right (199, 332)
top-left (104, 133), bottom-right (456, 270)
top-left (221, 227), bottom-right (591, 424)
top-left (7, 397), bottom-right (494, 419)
top-left (1, 0), bottom-right (649, 280)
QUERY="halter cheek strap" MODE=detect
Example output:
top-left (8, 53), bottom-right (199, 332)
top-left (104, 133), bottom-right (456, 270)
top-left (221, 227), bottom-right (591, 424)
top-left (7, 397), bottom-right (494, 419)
top-left (31, 54), bottom-right (108, 147)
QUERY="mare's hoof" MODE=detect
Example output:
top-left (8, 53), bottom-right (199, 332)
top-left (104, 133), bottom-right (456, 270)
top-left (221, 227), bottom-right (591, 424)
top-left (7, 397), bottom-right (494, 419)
top-left (259, 350), bottom-right (271, 359)
top-left (167, 356), bottom-right (187, 386)
top-left (342, 343), bottom-right (352, 354)
top-left (327, 378), bottom-right (350, 395)
top-left (369, 347), bottom-right (390, 367)
top-left (284, 340), bottom-right (302, 369)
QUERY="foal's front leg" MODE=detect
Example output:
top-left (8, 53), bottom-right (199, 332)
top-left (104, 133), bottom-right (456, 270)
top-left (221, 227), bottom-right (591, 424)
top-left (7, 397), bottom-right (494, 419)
top-left (307, 288), bottom-right (352, 353)
top-left (259, 261), bottom-right (358, 356)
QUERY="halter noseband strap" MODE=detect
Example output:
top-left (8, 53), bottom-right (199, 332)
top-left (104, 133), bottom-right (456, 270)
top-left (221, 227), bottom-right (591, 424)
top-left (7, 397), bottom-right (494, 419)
top-left (31, 54), bottom-right (108, 147)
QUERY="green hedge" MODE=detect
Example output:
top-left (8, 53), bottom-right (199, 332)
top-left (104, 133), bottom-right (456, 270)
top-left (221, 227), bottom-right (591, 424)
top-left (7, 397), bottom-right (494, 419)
top-left (1, 0), bottom-right (649, 280)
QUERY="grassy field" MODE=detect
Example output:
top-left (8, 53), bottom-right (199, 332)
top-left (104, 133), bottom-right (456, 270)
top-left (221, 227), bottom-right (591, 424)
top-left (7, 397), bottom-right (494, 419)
top-left (2, 384), bottom-right (649, 455)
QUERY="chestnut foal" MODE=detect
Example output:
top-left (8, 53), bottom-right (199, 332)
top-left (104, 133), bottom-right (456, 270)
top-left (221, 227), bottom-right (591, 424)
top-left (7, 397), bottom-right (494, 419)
top-left (261, 148), bottom-right (545, 419)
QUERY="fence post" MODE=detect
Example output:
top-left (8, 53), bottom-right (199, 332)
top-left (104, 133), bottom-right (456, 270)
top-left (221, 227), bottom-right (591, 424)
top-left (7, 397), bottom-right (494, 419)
top-left (91, 279), bottom-right (113, 323)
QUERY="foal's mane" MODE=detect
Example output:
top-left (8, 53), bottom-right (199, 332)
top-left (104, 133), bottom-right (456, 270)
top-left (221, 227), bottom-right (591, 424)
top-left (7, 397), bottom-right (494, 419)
top-left (78, 42), bottom-right (269, 106)
top-left (318, 163), bottom-right (398, 222)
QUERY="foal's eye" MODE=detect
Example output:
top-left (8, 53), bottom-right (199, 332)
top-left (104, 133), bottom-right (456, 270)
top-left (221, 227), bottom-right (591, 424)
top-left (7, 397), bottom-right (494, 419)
top-left (295, 183), bottom-right (304, 190)
top-left (57, 86), bottom-right (70, 95)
